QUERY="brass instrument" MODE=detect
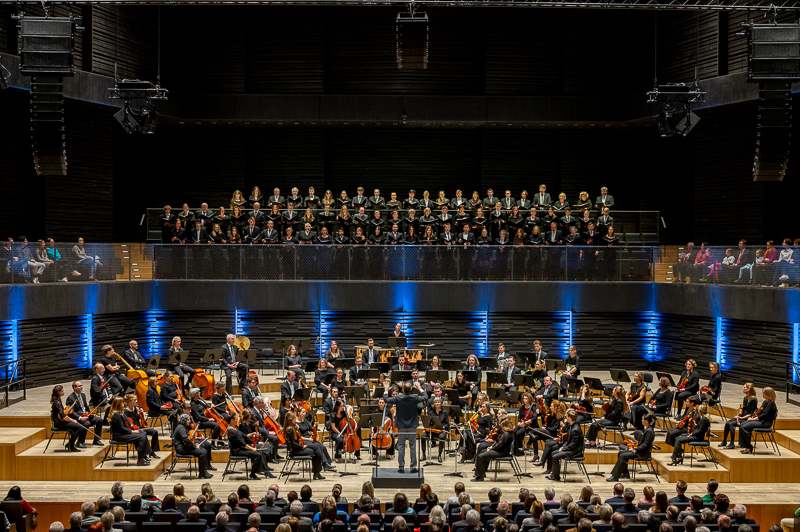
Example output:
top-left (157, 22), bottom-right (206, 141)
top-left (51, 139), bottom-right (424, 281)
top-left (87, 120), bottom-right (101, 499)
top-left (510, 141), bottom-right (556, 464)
top-left (556, 364), bottom-right (576, 377)
top-left (235, 335), bottom-right (251, 350)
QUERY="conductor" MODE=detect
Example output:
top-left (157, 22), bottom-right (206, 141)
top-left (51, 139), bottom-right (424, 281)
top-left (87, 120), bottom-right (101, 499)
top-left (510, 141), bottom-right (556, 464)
top-left (387, 381), bottom-right (421, 474)
top-left (221, 334), bottom-right (249, 394)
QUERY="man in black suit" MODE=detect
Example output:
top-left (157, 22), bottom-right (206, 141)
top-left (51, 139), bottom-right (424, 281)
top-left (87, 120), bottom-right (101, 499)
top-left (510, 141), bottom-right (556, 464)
top-left (546, 409), bottom-right (583, 481)
top-left (731, 239), bottom-right (755, 281)
top-left (261, 220), bottom-right (279, 244)
top-left (386, 224), bottom-right (404, 245)
top-left (387, 382), bottom-right (422, 473)
top-left (268, 188), bottom-right (285, 208)
top-left (607, 413), bottom-right (655, 481)
top-left (457, 225), bottom-right (474, 245)
top-left (581, 222), bottom-right (599, 280)
top-left (349, 356), bottom-right (368, 390)
top-left (281, 371), bottom-right (300, 404)
top-left (502, 356), bottom-right (521, 391)
top-left (595, 187), bottom-right (614, 209)
top-left (440, 223), bottom-right (455, 246)
top-left (90, 363), bottom-right (114, 407)
top-left (604, 483), bottom-right (625, 506)
top-left (596, 208), bottom-right (614, 237)
top-left (534, 185), bottom-right (552, 210)
top-left (221, 334), bottom-right (248, 394)
top-left (281, 204), bottom-right (299, 234)
top-left (251, 203), bottom-right (265, 227)
top-left (66, 381), bottom-right (104, 447)
top-left (546, 222), bottom-right (562, 245)
top-left (98, 344), bottom-right (133, 392)
top-left (243, 218), bottom-right (261, 243)
top-left (189, 220), bottom-right (209, 244)
top-left (298, 223), bottom-right (317, 244)
top-left (532, 340), bottom-right (547, 362)
top-left (362, 338), bottom-right (379, 366)
top-left (502, 190), bottom-right (516, 211)
top-left (122, 340), bottom-right (147, 371)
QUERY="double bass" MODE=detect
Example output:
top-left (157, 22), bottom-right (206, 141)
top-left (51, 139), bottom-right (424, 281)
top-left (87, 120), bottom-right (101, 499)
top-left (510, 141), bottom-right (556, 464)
top-left (113, 352), bottom-right (151, 412)
top-left (339, 404), bottom-right (361, 452)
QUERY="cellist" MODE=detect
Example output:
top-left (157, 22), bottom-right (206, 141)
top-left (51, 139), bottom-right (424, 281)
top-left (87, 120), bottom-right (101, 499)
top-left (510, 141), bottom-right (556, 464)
top-left (188, 388), bottom-right (225, 449)
top-left (296, 405), bottom-right (337, 472)
top-left (330, 400), bottom-right (361, 462)
top-left (371, 397), bottom-right (396, 460)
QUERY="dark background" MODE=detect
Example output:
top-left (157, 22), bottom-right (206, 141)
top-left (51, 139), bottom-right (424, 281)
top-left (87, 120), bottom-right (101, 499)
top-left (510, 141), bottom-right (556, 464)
top-left (0, 5), bottom-right (798, 244)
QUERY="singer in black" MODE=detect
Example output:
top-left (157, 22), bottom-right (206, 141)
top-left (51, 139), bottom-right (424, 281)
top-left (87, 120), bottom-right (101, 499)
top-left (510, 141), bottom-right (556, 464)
top-left (606, 413), bottom-right (656, 481)
top-left (221, 334), bottom-right (249, 394)
top-left (66, 381), bottom-right (104, 447)
top-left (50, 385), bottom-right (87, 452)
top-left (173, 413), bottom-right (214, 479)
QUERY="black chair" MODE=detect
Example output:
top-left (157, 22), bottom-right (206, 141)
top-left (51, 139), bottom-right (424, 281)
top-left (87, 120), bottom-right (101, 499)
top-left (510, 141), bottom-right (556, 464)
top-left (687, 424), bottom-right (718, 469)
top-left (148, 412), bottom-right (171, 437)
top-left (260, 348), bottom-right (282, 375)
top-left (0, 502), bottom-right (31, 532)
top-left (110, 501), bottom-right (130, 510)
top-left (176, 502), bottom-right (191, 516)
top-left (489, 434), bottom-right (523, 482)
top-left (43, 425), bottom-right (71, 453)
top-left (222, 455), bottom-right (252, 481)
top-left (229, 523), bottom-right (243, 532)
top-left (278, 454), bottom-right (313, 484)
top-left (118, 523), bottom-right (137, 532)
top-left (99, 440), bottom-right (136, 467)
top-left (176, 523), bottom-right (208, 532)
top-left (630, 445), bottom-right (661, 483)
top-left (141, 522), bottom-right (173, 532)
top-left (752, 419), bottom-right (780, 455)
top-left (154, 513), bottom-right (183, 525)
top-left (126, 512), bottom-right (151, 526)
top-left (206, 502), bottom-right (223, 514)
top-left (560, 454), bottom-right (591, 484)
top-left (164, 451), bottom-right (200, 480)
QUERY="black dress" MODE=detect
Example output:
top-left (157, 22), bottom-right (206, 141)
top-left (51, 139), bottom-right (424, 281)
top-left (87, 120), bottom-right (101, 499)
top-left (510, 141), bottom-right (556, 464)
top-left (51, 400), bottom-right (87, 449)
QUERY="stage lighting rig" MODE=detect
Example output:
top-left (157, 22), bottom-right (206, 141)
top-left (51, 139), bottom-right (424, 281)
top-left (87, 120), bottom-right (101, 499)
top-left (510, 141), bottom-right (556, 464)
top-left (108, 79), bottom-right (167, 134)
top-left (647, 82), bottom-right (706, 138)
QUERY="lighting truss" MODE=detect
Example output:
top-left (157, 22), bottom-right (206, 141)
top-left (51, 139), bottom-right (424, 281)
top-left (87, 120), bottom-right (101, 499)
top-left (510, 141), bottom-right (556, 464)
top-left (108, 79), bottom-right (169, 101)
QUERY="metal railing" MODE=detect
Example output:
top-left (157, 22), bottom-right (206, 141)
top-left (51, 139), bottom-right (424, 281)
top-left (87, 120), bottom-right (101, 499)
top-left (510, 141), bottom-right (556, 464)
top-left (152, 244), bottom-right (656, 281)
top-left (673, 245), bottom-right (800, 287)
top-left (0, 358), bottom-right (26, 410)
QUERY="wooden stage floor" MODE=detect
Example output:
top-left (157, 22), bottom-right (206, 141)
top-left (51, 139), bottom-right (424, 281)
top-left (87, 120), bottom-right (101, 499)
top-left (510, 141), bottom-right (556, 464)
top-left (1, 370), bottom-right (799, 528)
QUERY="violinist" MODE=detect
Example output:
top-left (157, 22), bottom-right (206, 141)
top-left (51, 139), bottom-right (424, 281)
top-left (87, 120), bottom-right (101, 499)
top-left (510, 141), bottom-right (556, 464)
top-left (314, 358), bottom-right (335, 401)
top-left (160, 370), bottom-right (181, 406)
top-left (665, 396), bottom-right (698, 449)
top-left (452, 371), bottom-right (471, 407)
top-left (675, 359), bottom-right (701, 420)
top-left (473, 416), bottom-right (515, 482)
top-left (624, 372), bottom-right (647, 431)
top-left (50, 384), bottom-right (88, 452)
top-left (284, 410), bottom-right (325, 480)
top-left (241, 375), bottom-right (262, 409)
top-left (90, 363), bottom-right (115, 406)
top-left (323, 387), bottom-right (340, 421)
top-left (669, 404), bottom-right (711, 465)
top-left (234, 409), bottom-right (276, 476)
top-left (189, 388), bottom-right (225, 449)
top-left (585, 385), bottom-right (627, 448)
top-left (739, 387), bottom-right (778, 454)
top-left (462, 401), bottom-right (494, 464)
top-left (719, 382), bottom-right (758, 450)
top-left (573, 385), bottom-right (594, 423)
top-left (166, 337), bottom-right (196, 393)
top-left (513, 392), bottom-right (537, 456)
top-left (558, 346), bottom-right (581, 392)
top-left (422, 397), bottom-right (449, 463)
top-left (607, 413), bottom-right (656, 482)
top-left (462, 355), bottom-right (482, 406)
top-left (532, 400), bottom-right (567, 471)
top-left (145, 375), bottom-right (178, 430)
top-left (251, 397), bottom-right (282, 454)
top-left (173, 413), bottom-right (214, 479)
top-left (691, 362), bottom-right (723, 406)
top-left (646, 377), bottom-right (673, 417)
top-left (211, 381), bottom-right (234, 421)
top-left (125, 394), bottom-right (161, 456)
top-left (545, 409), bottom-right (584, 482)
top-left (296, 405), bottom-right (336, 472)
top-left (371, 397), bottom-right (396, 460)
top-left (330, 400), bottom-right (361, 462)
top-left (66, 381), bottom-right (104, 447)
top-left (108, 396), bottom-right (154, 465)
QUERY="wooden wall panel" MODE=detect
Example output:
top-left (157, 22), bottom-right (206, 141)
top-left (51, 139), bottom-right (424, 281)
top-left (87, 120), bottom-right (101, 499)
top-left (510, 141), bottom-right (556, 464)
top-left (720, 318), bottom-right (792, 387)
top-left (652, 313), bottom-right (716, 376)
top-left (480, 131), bottom-right (561, 197)
top-left (244, 130), bottom-right (326, 195)
top-left (487, 313), bottom-right (570, 362)
top-left (92, 312), bottom-right (160, 361)
top-left (237, 310), bottom-right (320, 356)
top-left (18, 316), bottom-right (89, 387)
top-left (573, 313), bottom-right (654, 371)
top-left (405, 312), bottom-right (489, 360)
top-left (90, 5), bottom-right (157, 80)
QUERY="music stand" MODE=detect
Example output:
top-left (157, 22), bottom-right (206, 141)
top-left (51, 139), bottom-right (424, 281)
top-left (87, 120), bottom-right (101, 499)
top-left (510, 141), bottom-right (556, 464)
top-left (298, 339), bottom-right (311, 355)
top-left (385, 355), bottom-right (399, 367)
top-left (583, 377), bottom-right (604, 395)
top-left (356, 368), bottom-right (379, 383)
top-left (476, 357), bottom-right (494, 370)
top-left (167, 351), bottom-right (189, 366)
top-left (461, 370), bottom-right (478, 383)
top-left (343, 386), bottom-right (366, 406)
top-left (507, 390), bottom-right (526, 404)
top-left (387, 338), bottom-right (408, 349)
top-left (391, 370), bottom-right (414, 383)
top-left (420, 415), bottom-right (445, 467)
top-left (443, 389), bottom-right (461, 406)
top-left (546, 360), bottom-right (566, 373)
top-left (425, 370), bottom-right (448, 384)
top-left (487, 387), bottom-right (509, 403)
top-left (292, 387), bottom-right (311, 402)
top-left (238, 349), bottom-right (258, 366)
top-left (359, 414), bottom-right (384, 467)
top-left (442, 405), bottom-right (463, 477)
top-left (146, 355), bottom-right (161, 372)
top-left (656, 372), bottom-right (676, 387)
top-left (372, 362), bottom-right (391, 375)
top-left (609, 369), bottom-right (631, 384)
top-left (359, 404), bottom-right (380, 416)
top-left (485, 371), bottom-right (504, 387)
top-left (304, 360), bottom-right (318, 373)
top-left (442, 360), bottom-right (463, 372)
top-left (333, 357), bottom-right (352, 370)
top-left (514, 374), bottom-right (535, 388)
top-left (202, 348), bottom-right (223, 380)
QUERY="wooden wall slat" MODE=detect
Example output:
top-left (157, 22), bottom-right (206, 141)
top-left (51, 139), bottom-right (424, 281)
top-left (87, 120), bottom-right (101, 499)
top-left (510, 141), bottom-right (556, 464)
top-left (90, 5), bottom-right (157, 80)
top-left (18, 316), bottom-right (89, 387)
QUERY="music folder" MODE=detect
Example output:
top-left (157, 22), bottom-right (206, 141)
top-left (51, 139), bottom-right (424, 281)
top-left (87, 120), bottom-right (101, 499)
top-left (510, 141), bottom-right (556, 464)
top-left (513, 374), bottom-right (535, 387)
top-left (356, 368), bottom-right (379, 382)
top-left (425, 370), bottom-right (448, 383)
top-left (387, 337), bottom-right (408, 349)
top-left (391, 370), bottom-right (414, 383)
top-left (609, 369), bottom-right (631, 383)
top-left (487, 387), bottom-right (508, 403)
top-left (146, 355), bottom-right (161, 371)
top-left (167, 350), bottom-right (189, 365)
top-left (293, 387), bottom-right (311, 401)
top-left (461, 370), bottom-right (478, 383)
top-left (656, 372), bottom-right (676, 387)
top-left (443, 388), bottom-right (461, 405)
top-left (202, 349), bottom-right (223, 364)
top-left (546, 359), bottom-right (566, 373)
top-left (485, 371), bottom-right (504, 386)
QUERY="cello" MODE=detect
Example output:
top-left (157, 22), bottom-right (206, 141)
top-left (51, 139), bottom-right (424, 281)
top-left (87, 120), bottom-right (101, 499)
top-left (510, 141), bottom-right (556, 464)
top-left (339, 404), bottom-right (361, 453)
top-left (260, 401), bottom-right (285, 445)
top-left (192, 369), bottom-right (216, 400)
top-left (372, 406), bottom-right (393, 451)
top-left (113, 351), bottom-right (151, 412)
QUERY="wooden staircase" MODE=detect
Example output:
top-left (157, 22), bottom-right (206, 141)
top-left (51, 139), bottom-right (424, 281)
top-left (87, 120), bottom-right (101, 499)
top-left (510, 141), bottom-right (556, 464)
top-left (114, 243), bottom-right (153, 281)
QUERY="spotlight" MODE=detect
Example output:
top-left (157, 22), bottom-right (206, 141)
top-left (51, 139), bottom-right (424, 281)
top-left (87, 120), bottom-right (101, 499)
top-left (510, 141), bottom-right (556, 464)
top-left (140, 106), bottom-right (159, 134)
top-left (114, 103), bottom-right (139, 134)
top-left (675, 110), bottom-right (701, 137)
top-left (657, 108), bottom-right (675, 137)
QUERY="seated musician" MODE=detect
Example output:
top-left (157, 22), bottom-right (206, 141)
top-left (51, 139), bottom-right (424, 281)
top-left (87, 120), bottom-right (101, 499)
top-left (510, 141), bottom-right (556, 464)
top-left (371, 396), bottom-right (396, 460)
top-left (665, 396), bottom-right (698, 449)
top-left (348, 356), bottom-right (368, 393)
top-left (251, 397), bottom-right (282, 453)
top-left (739, 386), bottom-right (778, 454)
top-left (391, 352), bottom-right (411, 380)
top-left (227, 411), bottom-right (271, 479)
top-left (669, 404), bottom-right (711, 465)
top-left (160, 370), bottom-right (181, 406)
top-left (545, 409), bottom-right (584, 482)
top-left (452, 372), bottom-right (471, 407)
top-left (574, 385), bottom-right (594, 423)
top-left (323, 386), bottom-right (340, 424)
top-left (558, 346), bottom-right (581, 393)
top-left (284, 345), bottom-right (305, 381)
top-left (172, 413), bottom-right (214, 479)
top-left (527, 360), bottom-right (548, 387)
top-left (107, 396), bottom-right (155, 465)
top-left (281, 371), bottom-right (301, 405)
top-left (675, 359), bottom-right (701, 420)
top-left (461, 400), bottom-right (493, 464)
top-left (324, 341), bottom-right (342, 362)
top-left (211, 381), bottom-right (235, 424)
top-left (646, 377), bottom-right (673, 418)
top-left (607, 413), bottom-right (656, 481)
top-left (284, 410), bottom-right (325, 480)
top-left (422, 397), bottom-right (450, 462)
top-left (531, 400), bottom-right (566, 468)
top-left (331, 367), bottom-right (348, 394)
top-left (122, 340), bottom-right (147, 371)
top-left (189, 388), bottom-right (225, 449)
top-left (331, 400), bottom-right (361, 462)
top-left (514, 392), bottom-right (537, 456)
top-left (624, 372), bottom-right (648, 431)
top-left (241, 375), bottom-right (262, 409)
top-left (98, 344), bottom-right (133, 392)
top-left (426, 383), bottom-right (445, 411)
top-left (51, 384), bottom-right (88, 452)
top-left (410, 368), bottom-right (425, 394)
top-left (585, 385), bottom-right (627, 448)
top-left (472, 416), bottom-right (515, 482)
top-left (371, 374), bottom-right (390, 402)
top-left (125, 394), bottom-right (160, 457)
top-left (90, 363), bottom-right (115, 407)
top-left (66, 381), bottom-right (104, 447)
top-left (536, 376), bottom-right (559, 413)
top-left (502, 356), bottom-right (521, 391)
top-left (462, 355), bottom-right (482, 406)
top-left (314, 358), bottom-right (335, 401)
top-left (719, 382), bottom-right (758, 449)
top-left (296, 405), bottom-right (336, 472)
top-left (691, 362), bottom-right (723, 406)
top-left (235, 409), bottom-right (276, 474)
top-left (145, 375), bottom-right (178, 431)
top-left (166, 337), bottom-right (195, 393)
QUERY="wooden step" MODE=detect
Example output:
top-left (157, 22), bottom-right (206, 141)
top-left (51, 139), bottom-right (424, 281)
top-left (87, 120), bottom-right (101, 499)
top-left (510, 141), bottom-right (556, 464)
top-left (0, 427), bottom-right (47, 480)
top-left (713, 443), bottom-right (800, 483)
top-left (652, 454), bottom-right (731, 483)
top-left (775, 430), bottom-right (800, 454)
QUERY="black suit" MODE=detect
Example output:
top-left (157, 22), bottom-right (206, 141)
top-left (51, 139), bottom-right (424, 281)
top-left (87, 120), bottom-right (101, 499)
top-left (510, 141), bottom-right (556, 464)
top-left (610, 426), bottom-right (655, 479)
top-left (243, 225), bottom-right (261, 243)
top-left (90, 373), bottom-right (114, 406)
top-left (189, 228), bottom-right (210, 243)
top-left (221, 342), bottom-right (248, 394)
top-left (280, 380), bottom-right (300, 402)
top-left (66, 391), bottom-right (103, 443)
top-left (122, 348), bottom-right (147, 370)
top-left (550, 420), bottom-right (584, 478)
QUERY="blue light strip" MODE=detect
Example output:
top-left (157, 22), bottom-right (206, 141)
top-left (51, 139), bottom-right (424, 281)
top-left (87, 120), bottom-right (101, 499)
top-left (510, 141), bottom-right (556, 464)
top-left (793, 324), bottom-right (799, 382)
top-left (715, 317), bottom-right (724, 369)
top-left (10, 320), bottom-right (18, 364)
top-left (483, 311), bottom-right (489, 358)
top-left (568, 311), bottom-right (573, 348)
top-left (85, 313), bottom-right (94, 369)
top-left (235, 307), bottom-right (242, 336)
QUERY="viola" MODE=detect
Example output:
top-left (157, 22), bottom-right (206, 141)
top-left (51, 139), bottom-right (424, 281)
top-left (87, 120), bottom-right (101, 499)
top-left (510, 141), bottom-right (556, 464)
top-left (260, 405), bottom-right (285, 444)
top-left (601, 401), bottom-right (611, 414)
top-left (569, 403), bottom-right (589, 414)
top-left (676, 378), bottom-right (689, 392)
top-left (676, 413), bottom-right (691, 429)
top-left (536, 395), bottom-right (549, 415)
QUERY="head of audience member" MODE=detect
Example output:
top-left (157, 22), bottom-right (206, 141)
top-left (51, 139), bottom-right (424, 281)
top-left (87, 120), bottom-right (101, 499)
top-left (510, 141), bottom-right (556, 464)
top-left (247, 514), bottom-right (261, 530)
top-left (689, 496), bottom-right (704, 513)
top-left (683, 516), bottom-right (697, 532)
top-left (215, 513), bottom-right (229, 529)
top-left (560, 494), bottom-right (573, 510)
top-left (489, 488), bottom-right (502, 504)
top-left (393, 493), bottom-right (410, 513)
top-left (675, 481), bottom-right (687, 496)
top-left (589, 495), bottom-right (601, 510)
top-left (195, 496), bottom-right (207, 511)
top-left (186, 506), bottom-right (200, 521)
top-left (466, 510), bottom-right (481, 531)
top-left (81, 502), bottom-right (95, 518)
top-left (613, 483), bottom-right (624, 497)
top-left (50, 523), bottom-right (64, 532)
top-left (493, 517), bottom-right (508, 532)
top-left (497, 501), bottom-right (509, 518)
top-left (666, 507), bottom-right (679, 523)
top-left (717, 516), bottom-right (731, 532)
top-left (700, 509), bottom-right (716, 525)
top-left (654, 492), bottom-right (669, 514)
top-left (623, 488), bottom-right (635, 505)
top-left (578, 486), bottom-right (593, 503)
top-left (597, 505), bottom-right (613, 524)
top-left (68, 512), bottom-right (82, 531)
top-left (290, 500), bottom-right (303, 517)
top-left (100, 512), bottom-right (115, 532)
top-left (426, 493), bottom-right (439, 511)
top-left (544, 488), bottom-right (556, 503)
top-left (738, 526), bottom-right (753, 532)
top-left (129, 496), bottom-right (142, 513)
top-left (162, 495), bottom-right (177, 512)
top-left (96, 496), bottom-right (110, 513)
top-left (611, 512), bottom-right (625, 531)
top-left (357, 494), bottom-right (374, 513)
top-left (357, 514), bottom-right (371, 528)
top-left (641, 486), bottom-right (655, 503)
top-left (714, 494), bottom-right (730, 515)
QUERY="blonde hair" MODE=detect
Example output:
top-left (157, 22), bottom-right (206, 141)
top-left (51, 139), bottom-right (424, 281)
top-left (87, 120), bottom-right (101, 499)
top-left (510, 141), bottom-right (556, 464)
top-left (763, 387), bottom-right (777, 401)
top-left (744, 382), bottom-right (757, 399)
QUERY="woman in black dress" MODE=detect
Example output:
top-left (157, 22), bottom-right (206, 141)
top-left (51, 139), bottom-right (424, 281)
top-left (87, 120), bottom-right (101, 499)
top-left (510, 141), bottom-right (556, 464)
top-left (719, 382), bottom-right (758, 449)
top-left (317, 227), bottom-right (333, 244)
top-left (645, 377), bottom-right (673, 418)
top-left (266, 204), bottom-right (282, 234)
top-left (50, 385), bottom-right (87, 452)
top-left (675, 359), bottom-right (701, 419)
top-left (624, 372), bottom-right (647, 430)
top-left (369, 227), bottom-right (384, 245)
top-left (108, 396), bottom-right (154, 465)
top-left (585, 385), bottom-right (627, 447)
top-left (284, 410), bottom-right (325, 479)
top-left (403, 209), bottom-right (419, 236)
top-left (691, 362), bottom-right (723, 406)
top-left (369, 210), bottom-right (385, 235)
top-left (514, 392), bottom-right (537, 456)
top-left (351, 227), bottom-right (367, 245)
top-left (574, 385), bottom-right (594, 423)
top-left (739, 387), bottom-right (778, 454)
top-left (507, 206), bottom-right (525, 236)
top-left (336, 206), bottom-right (352, 237)
top-left (249, 186), bottom-right (263, 208)
top-left (404, 226), bottom-right (419, 245)
top-left (669, 404), bottom-right (711, 465)
top-left (468, 191), bottom-right (482, 211)
top-left (337, 190), bottom-right (351, 210)
top-left (452, 371), bottom-right (471, 408)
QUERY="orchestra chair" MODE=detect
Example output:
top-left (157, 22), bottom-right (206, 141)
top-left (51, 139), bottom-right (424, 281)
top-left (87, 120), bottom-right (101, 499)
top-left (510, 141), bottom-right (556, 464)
top-left (630, 444), bottom-right (661, 483)
top-left (259, 347), bottom-right (281, 376)
top-left (489, 434), bottom-right (523, 483)
top-left (99, 440), bottom-right (137, 467)
top-left (598, 423), bottom-right (626, 451)
top-left (752, 419), bottom-right (781, 456)
top-left (221, 454), bottom-right (252, 481)
top-left (704, 391), bottom-right (727, 423)
top-left (278, 453), bottom-right (313, 484)
top-left (147, 411), bottom-right (171, 437)
top-left (687, 424), bottom-right (718, 469)
top-left (651, 390), bottom-right (675, 433)
top-left (559, 453), bottom-right (592, 484)
top-left (163, 448), bottom-right (199, 480)
top-left (140, 521), bottom-right (173, 532)
top-left (641, 373), bottom-right (655, 394)
top-left (43, 425), bottom-right (72, 453)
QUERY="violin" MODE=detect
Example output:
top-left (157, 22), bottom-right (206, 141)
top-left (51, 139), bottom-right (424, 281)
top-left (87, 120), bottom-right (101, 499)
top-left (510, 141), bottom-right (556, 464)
top-left (676, 378), bottom-right (689, 392)
top-left (676, 413), bottom-right (691, 429)
top-left (601, 400), bottom-right (611, 414)
top-left (252, 421), bottom-right (260, 447)
top-left (123, 414), bottom-right (140, 432)
top-left (569, 403), bottom-right (589, 414)
top-left (698, 385), bottom-right (712, 395)
top-left (536, 395), bottom-right (549, 415)
top-left (469, 413), bottom-right (480, 431)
